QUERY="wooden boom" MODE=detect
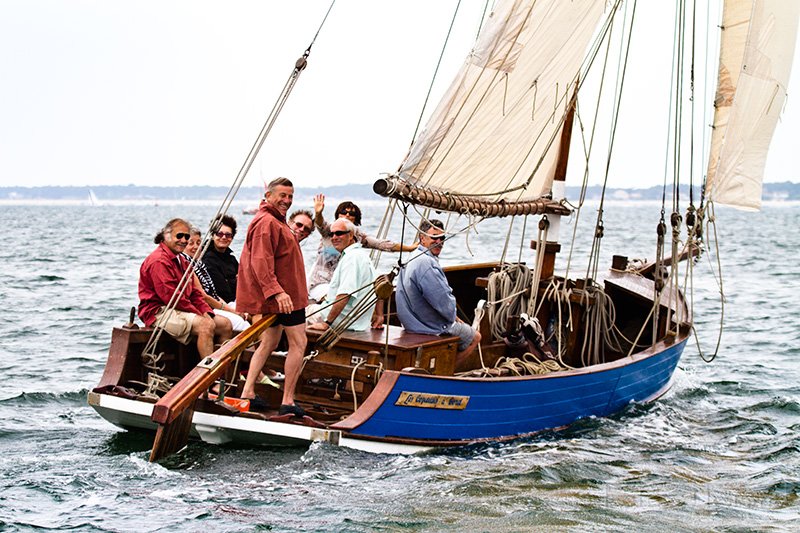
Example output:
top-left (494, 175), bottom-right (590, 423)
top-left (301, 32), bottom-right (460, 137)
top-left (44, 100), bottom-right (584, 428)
top-left (373, 177), bottom-right (571, 217)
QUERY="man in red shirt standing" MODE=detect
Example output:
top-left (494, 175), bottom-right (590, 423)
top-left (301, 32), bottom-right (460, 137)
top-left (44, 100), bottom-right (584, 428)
top-left (138, 218), bottom-right (233, 357)
top-left (237, 178), bottom-right (308, 417)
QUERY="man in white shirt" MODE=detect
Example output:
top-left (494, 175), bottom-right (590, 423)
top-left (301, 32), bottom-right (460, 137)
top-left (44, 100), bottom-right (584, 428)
top-left (308, 218), bottom-right (384, 332)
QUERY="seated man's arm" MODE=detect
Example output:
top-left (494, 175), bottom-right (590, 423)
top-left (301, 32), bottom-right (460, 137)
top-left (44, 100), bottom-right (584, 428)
top-left (308, 293), bottom-right (350, 330)
top-left (359, 232), bottom-right (416, 253)
top-left (371, 299), bottom-right (385, 329)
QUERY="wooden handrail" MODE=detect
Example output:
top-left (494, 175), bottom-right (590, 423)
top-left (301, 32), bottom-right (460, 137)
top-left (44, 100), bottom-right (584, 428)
top-left (151, 315), bottom-right (276, 425)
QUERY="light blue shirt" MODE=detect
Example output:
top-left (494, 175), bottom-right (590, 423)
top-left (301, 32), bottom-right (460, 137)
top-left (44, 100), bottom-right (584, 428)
top-left (395, 246), bottom-right (456, 335)
top-left (326, 242), bottom-right (376, 331)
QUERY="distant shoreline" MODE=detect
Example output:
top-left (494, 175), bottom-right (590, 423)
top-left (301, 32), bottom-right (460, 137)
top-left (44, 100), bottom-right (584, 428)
top-left (4, 198), bottom-right (800, 209)
top-left (2, 181), bottom-right (799, 202)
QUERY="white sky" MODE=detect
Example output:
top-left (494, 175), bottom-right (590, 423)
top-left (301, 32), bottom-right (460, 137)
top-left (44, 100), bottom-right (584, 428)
top-left (1, 0), bottom-right (798, 190)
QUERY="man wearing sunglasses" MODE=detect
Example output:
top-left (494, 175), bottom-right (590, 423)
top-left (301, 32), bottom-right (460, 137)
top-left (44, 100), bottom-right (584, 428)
top-left (307, 194), bottom-right (416, 305)
top-left (138, 218), bottom-right (233, 358)
top-left (308, 218), bottom-right (384, 332)
top-left (288, 209), bottom-right (314, 242)
top-left (395, 219), bottom-right (481, 371)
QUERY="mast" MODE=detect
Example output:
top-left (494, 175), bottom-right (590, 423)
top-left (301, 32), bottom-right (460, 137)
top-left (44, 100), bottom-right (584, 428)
top-left (534, 83), bottom-right (578, 280)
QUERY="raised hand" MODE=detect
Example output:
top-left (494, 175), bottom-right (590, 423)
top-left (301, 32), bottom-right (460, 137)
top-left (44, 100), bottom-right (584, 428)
top-left (313, 193), bottom-right (325, 215)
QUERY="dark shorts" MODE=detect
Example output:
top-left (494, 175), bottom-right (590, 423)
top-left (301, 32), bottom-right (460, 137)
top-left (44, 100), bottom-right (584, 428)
top-left (272, 309), bottom-right (306, 327)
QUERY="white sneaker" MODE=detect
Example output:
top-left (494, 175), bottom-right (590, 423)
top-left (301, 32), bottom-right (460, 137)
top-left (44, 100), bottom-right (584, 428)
top-left (258, 375), bottom-right (281, 389)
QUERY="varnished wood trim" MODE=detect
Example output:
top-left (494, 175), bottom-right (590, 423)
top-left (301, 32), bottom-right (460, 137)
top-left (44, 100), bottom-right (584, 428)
top-left (330, 371), bottom-right (400, 431)
top-left (151, 315), bottom-right (276, 425)
top-left (442, 262), bottom-right (500, 273)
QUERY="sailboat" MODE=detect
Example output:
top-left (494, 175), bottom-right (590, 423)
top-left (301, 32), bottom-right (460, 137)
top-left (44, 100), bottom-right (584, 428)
top-left (87, 188), bottom-right (100, 207)
top-left (88, 0), bottom-right (798, 457)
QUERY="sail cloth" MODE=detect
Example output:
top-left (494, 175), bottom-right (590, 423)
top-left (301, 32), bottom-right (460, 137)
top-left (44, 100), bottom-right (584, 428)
top-left (396, 0), bottom-right (606, 205)
top-left (706, 0), bottom-right (800, 211)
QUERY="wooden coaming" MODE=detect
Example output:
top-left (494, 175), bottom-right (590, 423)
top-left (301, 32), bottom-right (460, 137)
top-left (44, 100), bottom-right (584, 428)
top-left (307, 325), bottom-right (458, 376)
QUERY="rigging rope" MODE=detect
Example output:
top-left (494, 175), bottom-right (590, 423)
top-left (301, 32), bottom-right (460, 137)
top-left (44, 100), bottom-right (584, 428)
top-left (408, 0), bottom-right (464, 146)
top-left (140, 2), bottom-right (336, 363)
top-left (692, 201), bottom-right (724, 363)
top-left (486, 264), bottom-right (532, 341)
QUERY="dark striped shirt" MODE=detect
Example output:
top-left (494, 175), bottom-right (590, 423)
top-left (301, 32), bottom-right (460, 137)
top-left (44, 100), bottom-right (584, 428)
top-left (181, 253), bottom-right (220, 300)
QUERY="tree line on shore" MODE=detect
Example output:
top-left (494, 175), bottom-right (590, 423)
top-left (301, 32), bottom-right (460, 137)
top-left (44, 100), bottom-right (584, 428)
top-left (3, 182), bottom-right (800, 201)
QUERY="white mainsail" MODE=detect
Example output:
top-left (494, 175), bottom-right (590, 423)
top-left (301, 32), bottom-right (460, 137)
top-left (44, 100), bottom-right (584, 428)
top-left (705, 0), bottom-right (800, 211)
top-left (397, 0), bottom-right (606, 204)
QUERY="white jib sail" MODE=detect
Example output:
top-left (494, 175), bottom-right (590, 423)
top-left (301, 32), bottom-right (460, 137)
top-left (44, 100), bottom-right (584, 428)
top-left (706, 0), bottom-right (800, 211)
top-left (397, 0), bottom-right (606, 204)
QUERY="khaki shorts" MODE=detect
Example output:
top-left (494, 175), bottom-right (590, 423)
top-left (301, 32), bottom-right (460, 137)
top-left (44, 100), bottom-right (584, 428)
top-left (154, 307), bottom-right (197, 344)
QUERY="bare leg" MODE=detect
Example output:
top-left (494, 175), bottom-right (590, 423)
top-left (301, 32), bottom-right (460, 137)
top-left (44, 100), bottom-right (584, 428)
top-left (213, 315), bottom-right (233, 343)
top-left (192, 315), bottom-right (216, 357)
top-left (241, 326), bottom-right (282, 399)
top-left (280, 323), bottom-right (308, 406)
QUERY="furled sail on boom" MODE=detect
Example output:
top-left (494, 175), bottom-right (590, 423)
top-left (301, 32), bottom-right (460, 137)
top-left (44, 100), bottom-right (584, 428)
top-left (706, 0), bottom-right (800, 211)
top-left (377, 0), bottom-right (606, 215)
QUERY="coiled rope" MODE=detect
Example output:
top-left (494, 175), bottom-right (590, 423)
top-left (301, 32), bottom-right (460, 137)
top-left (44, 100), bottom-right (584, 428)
top-left (486, 264), bottom-right (532, 341)
top-left (457, 351), bottom-right (568, 378)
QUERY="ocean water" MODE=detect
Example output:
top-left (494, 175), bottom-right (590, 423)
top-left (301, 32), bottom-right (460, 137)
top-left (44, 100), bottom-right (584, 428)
top-left (0, 200), bottom-right (798, 531)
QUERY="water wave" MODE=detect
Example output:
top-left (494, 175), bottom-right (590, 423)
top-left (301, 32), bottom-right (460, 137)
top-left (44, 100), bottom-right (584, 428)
top-left (1, 204), bottom-right (798, 530)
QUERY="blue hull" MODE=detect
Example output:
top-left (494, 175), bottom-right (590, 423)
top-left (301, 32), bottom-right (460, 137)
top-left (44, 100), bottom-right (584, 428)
top-left (345, 339), bottom-right (686, 443)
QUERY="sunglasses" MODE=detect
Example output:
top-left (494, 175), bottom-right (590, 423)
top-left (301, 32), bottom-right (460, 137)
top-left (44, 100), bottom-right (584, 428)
top-left (330, 230), bottom-right (352, 237)
top-left (294, 221), bottom-right (312, 233)
top-left (174, 232), bottom-right (190, 240)
top-left (424, 232), bottom-right (446, 241)
top-left (340, 210), bottom-right (357, 216)
top-left (215, 231), bottom-right (233, 239)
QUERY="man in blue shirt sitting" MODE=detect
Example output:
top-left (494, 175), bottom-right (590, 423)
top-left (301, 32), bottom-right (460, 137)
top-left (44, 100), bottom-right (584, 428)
top-left (395, 219), bottom-right (481, 370)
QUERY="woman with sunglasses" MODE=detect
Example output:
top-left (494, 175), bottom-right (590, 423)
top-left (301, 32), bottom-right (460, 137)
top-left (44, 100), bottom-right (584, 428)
top-left (307, 194), bottom-right (416, 304)
top-left (202, 214), bottom-right (240, 307)
top-left (182, 227), bottom-right (249, 332)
